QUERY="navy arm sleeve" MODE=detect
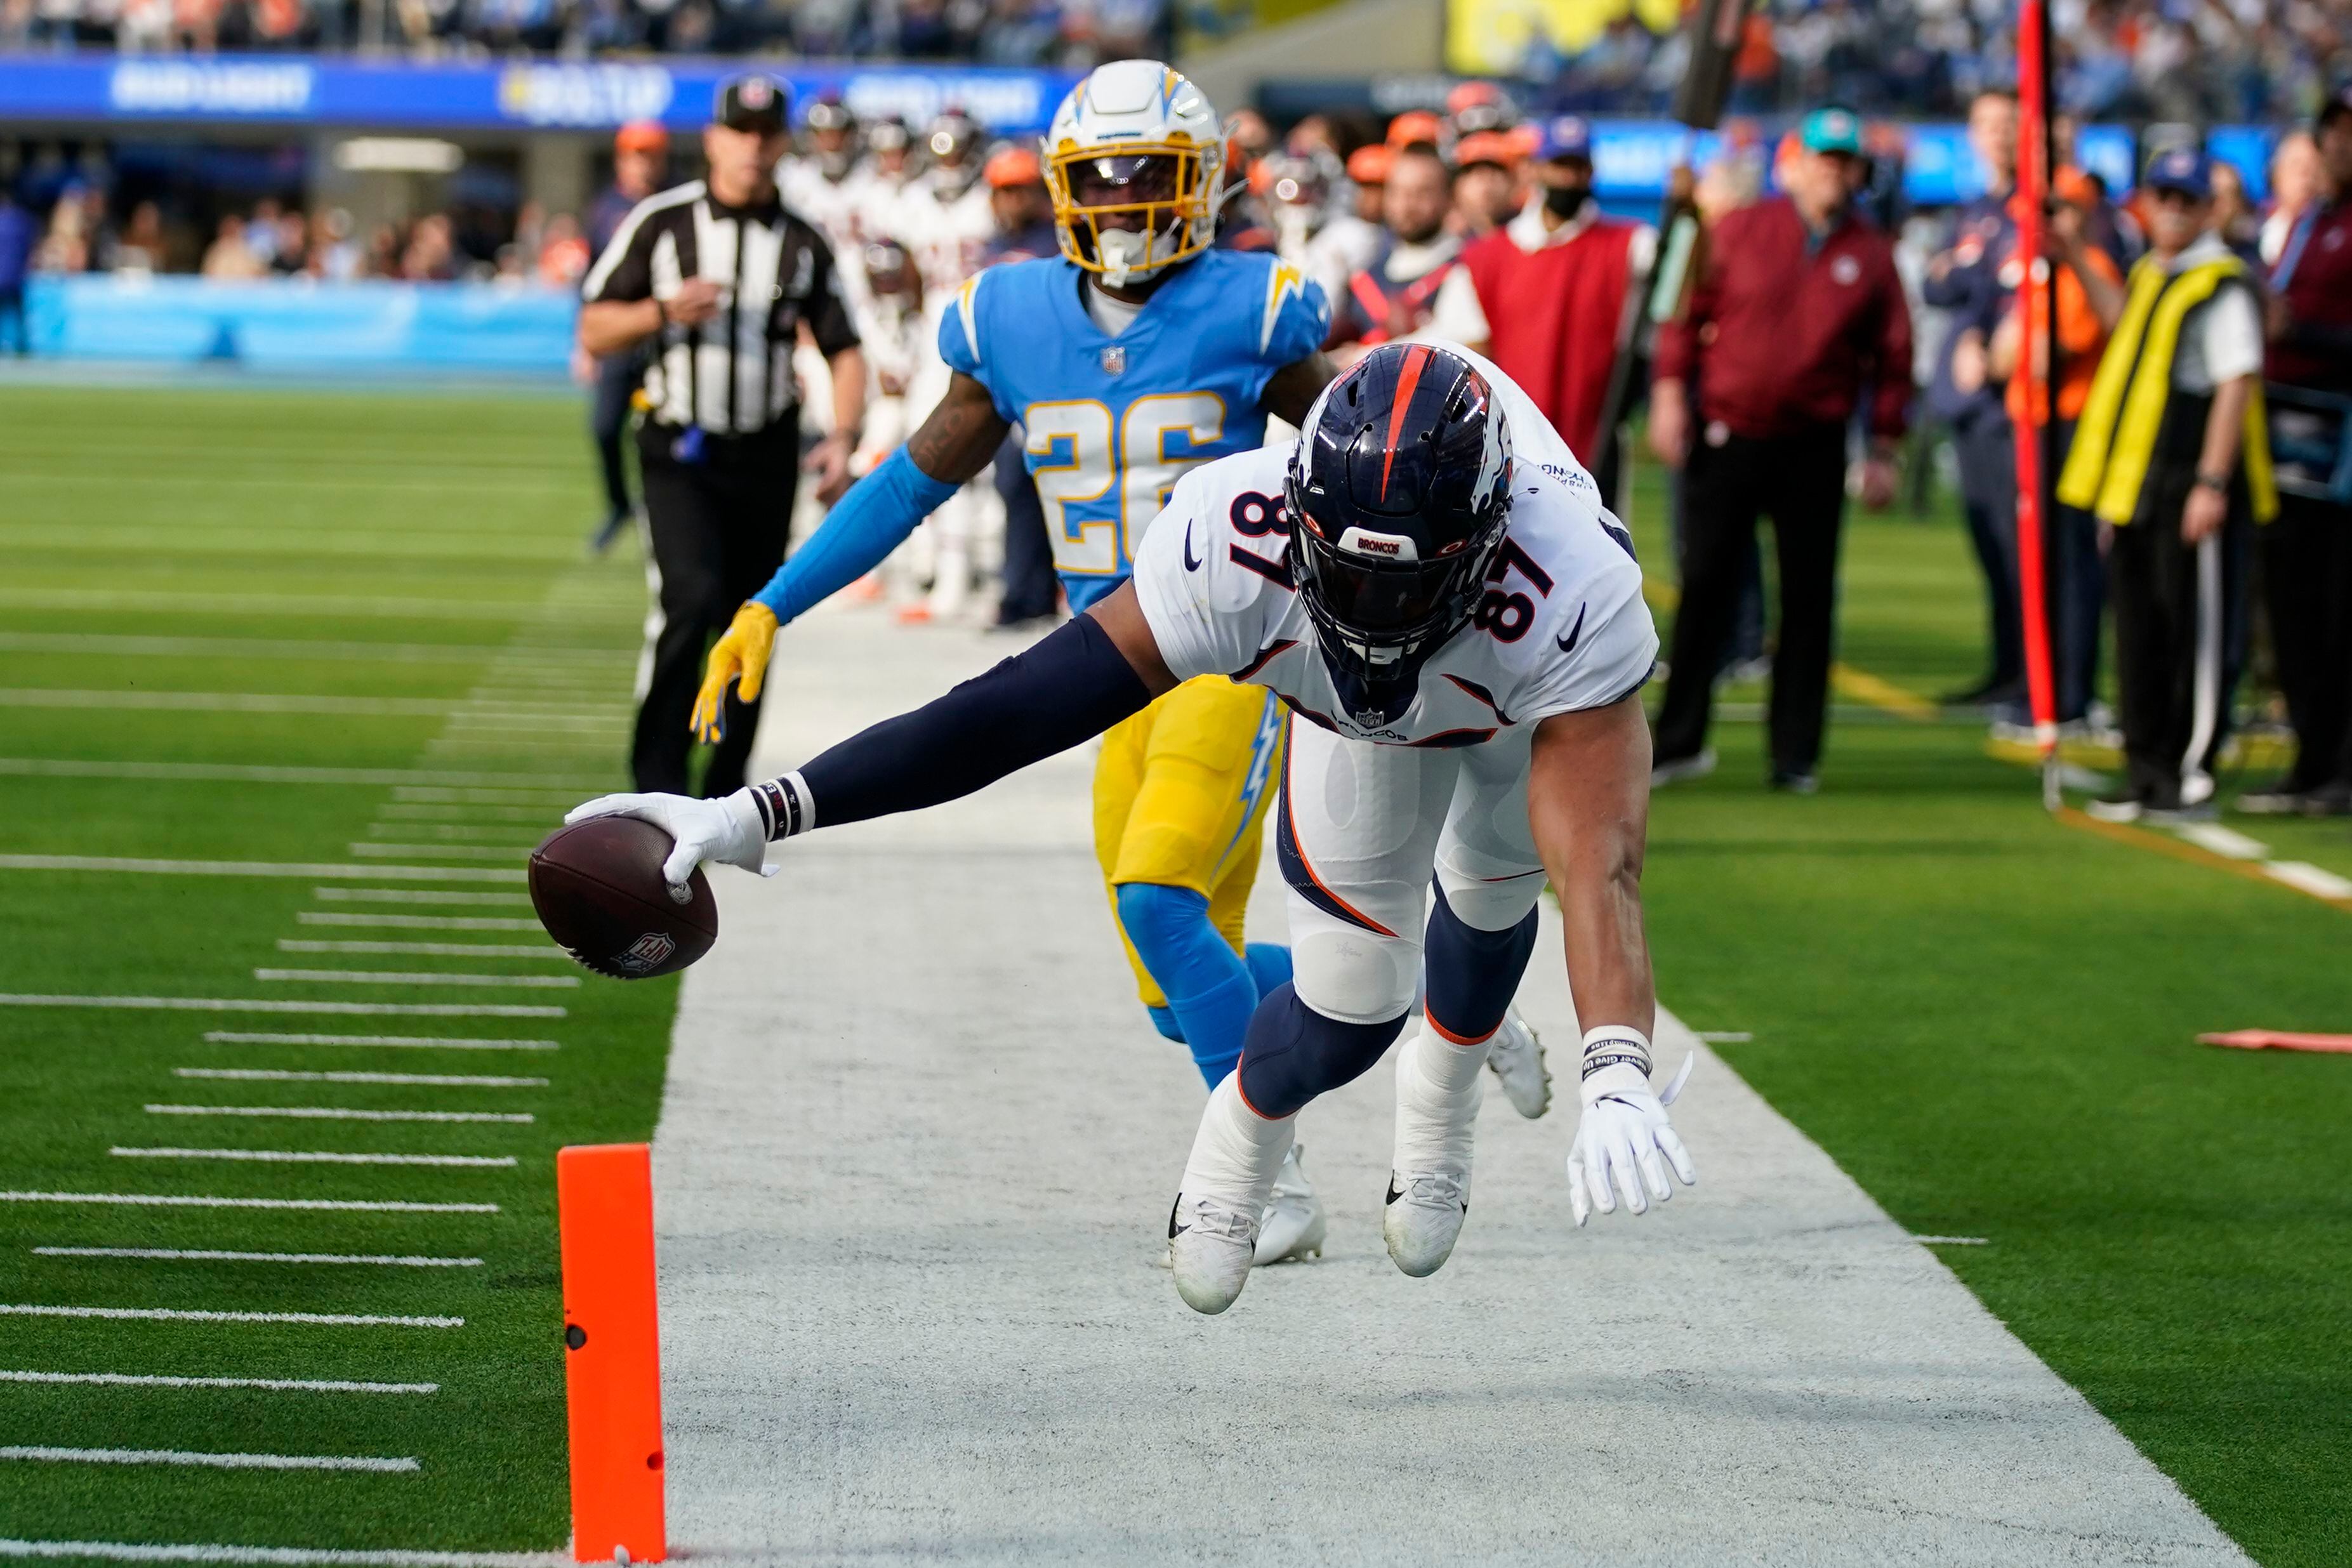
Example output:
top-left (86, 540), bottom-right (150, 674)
top-left (752, 613), bottom-right (1151, 838)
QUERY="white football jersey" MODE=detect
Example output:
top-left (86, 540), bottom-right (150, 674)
top-left (1131, 355), bottom-right (1655, 748)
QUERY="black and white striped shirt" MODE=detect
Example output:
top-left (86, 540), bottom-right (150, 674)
top-left (582, 180), bottom-right (860, 437)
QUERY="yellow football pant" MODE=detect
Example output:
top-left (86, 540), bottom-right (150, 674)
top-left (1092, 675), bottom-right (1285, 1009)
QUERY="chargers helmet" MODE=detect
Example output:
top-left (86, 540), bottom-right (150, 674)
top-left (1043, 60), bottom-right (1229, 289)
top-left (1284, 343), bottom-right (1514, 725)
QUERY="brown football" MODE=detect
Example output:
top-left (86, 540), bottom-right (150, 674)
top-left (528, 816), bottom-right (717, 980)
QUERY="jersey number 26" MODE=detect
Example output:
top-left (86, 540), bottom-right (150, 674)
top-left (1024, 393), bottom-right (1226, 576)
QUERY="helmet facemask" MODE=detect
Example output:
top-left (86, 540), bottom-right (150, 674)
top-left (1048, 146), bottom-right (1209, 289)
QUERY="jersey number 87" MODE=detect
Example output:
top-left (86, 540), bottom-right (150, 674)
top-left (1025, 392), bottom-right (1227, 576)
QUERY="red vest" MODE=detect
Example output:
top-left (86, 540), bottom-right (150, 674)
top-left (1460, 218), bottom-right (1636, 464)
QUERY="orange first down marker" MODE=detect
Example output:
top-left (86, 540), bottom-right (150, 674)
top-left (558, 1143), bottom-right (667, 1562)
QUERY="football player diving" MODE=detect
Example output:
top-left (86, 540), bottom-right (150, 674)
top-left (685, 61), bottom-right (1551, 1268)
top-left (576, 341), bottom-right (1699, 1315)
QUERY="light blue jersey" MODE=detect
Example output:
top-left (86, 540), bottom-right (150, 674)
top-left (939, 249), bottom-right (1330, 612)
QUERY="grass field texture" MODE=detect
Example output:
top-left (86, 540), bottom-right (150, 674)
top-left (0, 385), bottom-right (2344, 1565)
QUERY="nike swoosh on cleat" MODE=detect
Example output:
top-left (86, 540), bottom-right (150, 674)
top-left (1182, 524), bottom-right (1202, 572)
top-left (1555, 601), bottom-right (1588, 654)
top-left (1385, 1180), bottom-right (1403, 1206)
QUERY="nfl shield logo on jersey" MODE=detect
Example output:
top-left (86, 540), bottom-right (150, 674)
top-left (1099, 345), bottom-right (1126, 376)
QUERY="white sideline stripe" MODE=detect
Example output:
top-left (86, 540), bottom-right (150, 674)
top-left (1914, 1235), bottom-right (1992, 1245)
top-left (313, 888), bottom-right (532, 907)
top-left (2, 1191), bottom-right (496, 1213)
top-left (0, 759), bottom-right (605, 791)
top-left (175, 1069), bottom-right (547, 1088)
top-left (0, 1446), bottom-right (420, 1473)
top-left (279, 941), bottom-right (559, 960)
top-left (2263, 859), bottom-right (2352, 900)
top-left (203, 1032), bottom-right (558, 1051)
top-left (0, 996), bottom-right (563, 1018)
top-left (349, 845), bottom-right (531, 862)
top-left (147, 1105), bottom-right (534, 1125)
top-left (2174, 823), bottom-right (2268, 860)
top-left (0, 1305), bottom-right (461, 1328)
top-left (296, 914), bottom-right (544, 932)
top-left (0, 1371), bottom-right (437, 1395)
top-left (0, 856), bottom-right (522, 884)
top-left (0, 1538), bottom-right (564, 1567)
top-left (112, 1148), bottom-right (519, 1169)
top-left (36, 1248), bottom-right (483, 1268)
top-left (0, 690), bottom-right (456, 717)
top-left (254, 970), bottom-right (578, 990)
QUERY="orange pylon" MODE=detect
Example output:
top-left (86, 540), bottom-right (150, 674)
top-left (558, 1143), bottom-right (667, 1563)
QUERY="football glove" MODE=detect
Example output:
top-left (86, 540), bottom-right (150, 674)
top-left (1566, 1029), bottom-right (1697, 1226)
top-left (688, 601), bottom-right (779, 744)
top-left (564, 789), bottom-right (774, 888)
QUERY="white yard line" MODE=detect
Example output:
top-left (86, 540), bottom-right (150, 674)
top-left (0, 633), bottom-right (631, 669)
top-left (363, 824), bottom-right (546, 843)
top-left (376, 806), bottom-right (560, 824)
top-left (0, 996), bottom-right (563, 1018)
top-left (278, 941), bottom-right (559, 959)
top-left (348, 845), bottom-right (533, 862)
top-left (0, 588), bottom-right (546, 619)
top-left (202, 1032), bottom-right (558, 1051)
top-left (2174, 823), bottom-right (2268, 860)
top-left (174, 1069), bottom-right (547, 1087)
top-left (111, 1148), bottom-right (519, 1169)
top-left (1916, 1235), bottom-right (1993, 1244)
top-left (312, 888), bottom-right (533, 906)
top-left (35, 1248), bottom-right (482, 1268)
top-left (2262, 859), bottom-right (2352, 900)
top-left (388, 786), bottom-right (590, 805)
top-left (295, 914), bottom-right (544, 932)
top-left (2, 1192), bottom-right (496, 1213)
top-left (0, 760), bottom-right (603, 791)
top-left (0, 1305), bottom-right (460, 1328)
top-left (0, 856), bottom-right (521, 884)
top-left (0, 1537), bottom-right (565, 1566)
top-left (145, 1105), bottom-right (534, 1124)
top-left (253, 970), bottom-right (577, 989)
top-left (0, 1371), bottom-right (437, 1395)
top-left (0, 1447), bottom-right (419, 1473)
top-left (0, 690), bottom-right (457, 717)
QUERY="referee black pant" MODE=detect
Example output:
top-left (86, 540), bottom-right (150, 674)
top-left (2261, 489), bottom-right (2352, 793)
top-left (633, 423), bottom-right (798, 798)
top-left (1655, 423), bottom-right (1848, 779)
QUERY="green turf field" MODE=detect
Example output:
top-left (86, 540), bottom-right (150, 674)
top-left (0, 385), bottom-right (672, 1556)
top-left (0, 385), bottom-right (2344, 1565)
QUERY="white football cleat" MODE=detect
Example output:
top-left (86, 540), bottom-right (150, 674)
top-left (1168, 1192), bottom-right (1260, 1314)
top-left (1254, 1142), bottom-right (1326, 1265)
top-left (1484, 1006), bottom-right (1551, 1119)
top-left (1385, 1030), bottom-right (1486, 1278)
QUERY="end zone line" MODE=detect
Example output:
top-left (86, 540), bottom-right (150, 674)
top-left (0, 1538), bottom-right (567, 1566)
top-left (0, 1371), bottom-right (437, 1395)
top-left (36, 1248), bottom-right (483, 1268)
top-left (146, 1105), bottom-right (534, 1125)
top-left (174, 1069), bottom-right (548, 1088)
top-left (201, 1033), bottom-right (559, 1051)
top-left (0, 1446), bottom-right (418, 1473)
top-left (253, 970), bottom-right (579, 990)
top-left (0, 1305), bottom-right (460, 1329)
top-left (2, 1192), bottom-right (497, 1213)
top-left (0, 856), bottom-right (524, 884)
top-left (0, 997), bottom-right (564, 1018)
top-left (112, 1149), bottom-right (518, 1169)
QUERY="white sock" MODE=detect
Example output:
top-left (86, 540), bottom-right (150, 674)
top-left (1406, 1023), bottom-right (1490, 1099)
top-left (1182, 1074), bottom-right (1294, 1210)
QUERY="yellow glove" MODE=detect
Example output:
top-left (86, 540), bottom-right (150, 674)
top-left (689, 600), bottom-right (779, 744)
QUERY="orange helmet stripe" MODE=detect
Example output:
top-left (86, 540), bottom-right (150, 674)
top-left (1379, 344), bottom-right (1433, 501)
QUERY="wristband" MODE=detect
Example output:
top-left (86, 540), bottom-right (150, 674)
top-left (2193, 471), bottom-right (2230, 493)
top-left (655, 296), bottom-right (671, 329)
top-left (1579, 1025), bottom-right (1654, 1085)
top-left (747, 772), bottom-right (816, 842)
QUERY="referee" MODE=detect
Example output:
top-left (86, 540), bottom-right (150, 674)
top-left (579, 73), bottom-right (866, 798)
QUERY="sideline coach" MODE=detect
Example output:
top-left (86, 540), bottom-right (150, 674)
top-left (579, 74), bottom-right (866, 797)
top-left (1648, 107), bottom-right (1912, 791)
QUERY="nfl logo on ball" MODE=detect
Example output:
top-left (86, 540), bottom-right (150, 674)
top-left (618, 931), bottom-right (677, 973)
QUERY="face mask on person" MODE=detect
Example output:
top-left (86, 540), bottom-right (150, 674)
top-left (1543, 180), bottom-right (1592, 221)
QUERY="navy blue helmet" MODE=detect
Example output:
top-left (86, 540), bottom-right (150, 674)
top-left (1283, 343), bottom-right (1514, 722)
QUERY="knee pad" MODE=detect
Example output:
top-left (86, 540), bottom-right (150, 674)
top-left (1422, 883), bottom-right (1538, 1044)
top-left (1236, 983), bottom-right (1410, 1119)
top-left (1290, 926), bottom-right (1420, 1025)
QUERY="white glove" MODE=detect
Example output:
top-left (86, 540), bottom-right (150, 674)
top-left (564, 787), bottom-right (774, 889)
top-left (1566, 1027), bottom-right (1697, 1226)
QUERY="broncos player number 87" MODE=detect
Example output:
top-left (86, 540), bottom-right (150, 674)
top-left (576, 342), bottom-right (1698, 1315)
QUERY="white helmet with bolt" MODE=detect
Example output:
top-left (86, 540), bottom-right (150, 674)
top-left (1042, 60), bottom-right (1229, 289)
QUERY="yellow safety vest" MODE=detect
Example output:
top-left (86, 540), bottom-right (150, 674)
top-left (2056, 253), bottom-right (2277, 525)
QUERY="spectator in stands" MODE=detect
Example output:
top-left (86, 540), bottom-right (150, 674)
top-left (112, 200), bottom-right (165, 275)
top-left (1923, 88), bottom-right (2025, 711)
top-left (1449, 131), bottom-right (1524, 238)
top-left (200, 214), bottom-right (267, 280)
top-left (2261, 131), bottom-right (2323, 265)
top-left (312, 208), bottom-right (362, 280)
top-left (1434, 114), bottom-right (1650, 492)
top-left (1648, 107), bottom-right (1913, 793)
top-left (2243, 93), bottom-right (2352, 816)
top-left (0, 186), bottom-right (35, 356)
top-left (1327, 142), bottom-right (1458, 362)
top-left (1344, 143), bottom-right (1389, 229)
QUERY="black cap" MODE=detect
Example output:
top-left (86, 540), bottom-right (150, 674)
top-left (713, 74), bottom-right (788, 135)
